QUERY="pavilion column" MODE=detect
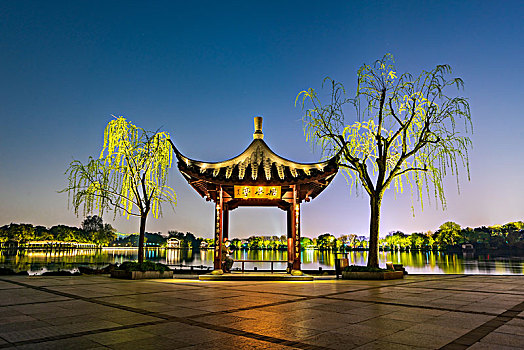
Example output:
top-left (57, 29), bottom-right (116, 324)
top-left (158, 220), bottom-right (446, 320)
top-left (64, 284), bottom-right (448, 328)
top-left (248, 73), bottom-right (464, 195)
top-left (292, 185), bottom-right (301, 271)
top-left (286, 205), bottom-right (294, 272)
top-left (213, 186), bottom-right (223, 270)
top-left (223, 203), bottom-right (229, 241)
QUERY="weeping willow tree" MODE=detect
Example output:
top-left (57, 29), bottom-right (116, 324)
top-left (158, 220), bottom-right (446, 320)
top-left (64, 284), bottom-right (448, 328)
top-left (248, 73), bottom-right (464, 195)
top-left (297, 54), bottom-right (472, 267)
top-left (62, 116), bottom-right (176, 263)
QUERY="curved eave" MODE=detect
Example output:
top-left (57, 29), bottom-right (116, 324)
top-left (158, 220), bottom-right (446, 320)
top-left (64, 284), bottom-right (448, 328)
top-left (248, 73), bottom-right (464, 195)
top-left (169, 138), bottom-right (339, 183)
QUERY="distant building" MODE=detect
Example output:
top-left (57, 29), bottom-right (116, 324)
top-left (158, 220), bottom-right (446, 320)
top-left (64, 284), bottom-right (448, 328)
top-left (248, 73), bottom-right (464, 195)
top-left (167, 238), bottom-right (181, 248)
top-left (0, 240), bottom-right (18, 249)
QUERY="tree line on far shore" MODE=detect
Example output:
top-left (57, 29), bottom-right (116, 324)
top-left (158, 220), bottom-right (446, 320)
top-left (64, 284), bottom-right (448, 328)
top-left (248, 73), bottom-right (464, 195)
top-left (381, 221), bottom-right (524, 252)
top-left (0, 216), bottom-right (116, 246)
top-left (1, 216), bottom-right (523, 252)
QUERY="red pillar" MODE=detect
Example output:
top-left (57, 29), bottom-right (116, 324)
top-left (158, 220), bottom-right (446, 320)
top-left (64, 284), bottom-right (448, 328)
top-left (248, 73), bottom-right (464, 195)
top-left (293, 185), bottom-right (301, 271)
top-left (213, 186), bottom-right (223, 270)
top-left (223, 203), bottom-right (229, 241)
top-left (286, 206), bottom-right (294, 272)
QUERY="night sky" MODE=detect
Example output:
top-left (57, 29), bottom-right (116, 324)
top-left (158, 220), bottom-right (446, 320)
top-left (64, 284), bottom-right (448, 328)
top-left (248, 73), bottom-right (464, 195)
top-left (1, 1), bottom-right (523, 239)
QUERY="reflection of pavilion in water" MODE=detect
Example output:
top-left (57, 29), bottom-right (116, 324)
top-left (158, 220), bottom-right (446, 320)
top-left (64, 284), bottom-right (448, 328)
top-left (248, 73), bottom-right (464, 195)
top-left (165, 248), bottom-right (208, 265)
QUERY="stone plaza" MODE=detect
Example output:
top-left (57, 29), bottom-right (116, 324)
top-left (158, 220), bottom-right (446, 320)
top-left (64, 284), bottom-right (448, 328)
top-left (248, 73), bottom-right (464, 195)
top-left (0, 274), bottom-right (523, 349)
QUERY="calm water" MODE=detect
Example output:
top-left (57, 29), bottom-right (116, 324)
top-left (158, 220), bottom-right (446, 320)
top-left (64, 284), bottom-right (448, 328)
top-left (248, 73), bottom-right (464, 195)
top-left (1, 248), bottom-right (523, 275)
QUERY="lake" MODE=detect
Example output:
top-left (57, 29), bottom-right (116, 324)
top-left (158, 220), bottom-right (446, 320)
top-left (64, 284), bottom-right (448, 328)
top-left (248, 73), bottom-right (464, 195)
top-left (1, 248), bottom-right (523, 275)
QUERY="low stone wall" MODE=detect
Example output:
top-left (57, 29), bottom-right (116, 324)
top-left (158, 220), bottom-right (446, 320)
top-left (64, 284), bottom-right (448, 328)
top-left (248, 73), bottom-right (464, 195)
top-left (342, 271), bottom-right (404, 280)
top-left (111, 270), bottom-right (174, 280)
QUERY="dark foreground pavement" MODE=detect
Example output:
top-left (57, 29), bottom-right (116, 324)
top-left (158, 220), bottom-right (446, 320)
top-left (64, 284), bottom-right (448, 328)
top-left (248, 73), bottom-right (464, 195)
top-left (0, 274), bottom-right (522, 349)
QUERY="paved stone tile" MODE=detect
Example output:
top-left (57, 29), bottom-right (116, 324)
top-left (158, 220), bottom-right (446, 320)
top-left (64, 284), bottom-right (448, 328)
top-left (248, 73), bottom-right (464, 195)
top-left (160, 326), bottom-right (233, 344)
top-left (388, 295), bottom-right (440, 306)
top-left (444, 292), bottom-right (490, 302)
top-left (345, 303), bottom-right (407, 317)
top-left (0, 291), bottom-right (61, 306)
top-left (324, 299), bottom-right (371, 308)
top-left (35, 314), bottom-right (100, 326)
top-left (161, 306), bottom-right (209, 317)
top-left (87, 309), bottom-right (140, 320)
top-left (260, 303), bottom-right (317, 314)
top-left (177, 335), bottom-right (296, 349)
top-left (424, 312), bottom-right (494, 330)
top-left (457, 304), bottom-right (508, 315)
top-left (0, 306), bottom-right (25, 317)
top-left (304, 300), bottom-right (364, 314)
top-left (353, 340), bottom-right (419, 349)
top-left (0, 320), bottom-right (50, 333)
top-left (115, 300), bottom-right (165, 310)
top-left (275, 309), bottom-right (340, 323)
top-left (0, 280), bottom-right (24, 290)
top-left (85, 328), bottom-right (155, 346)
top-left (134, 321), bottom-right (190, 336)
top-left (30, 308), bottom-right (96, 321)
top-left (191, 314), bottom-right (251, 326)
top-left (381, 329), bottom-right (455, 348)
top-left (186, 302), bottom-right (239, 312)
top-left (467, 341), bottom-right (522, 349)
top-left (354, 316), bottom-right (417, 333)
top-left (59, 319), bottom-right (122, 333)
top-left (478, 331), bottom-right (524, 348)
top-left (227, 309), bottom-right (281, 320)
top-left (426, 299), bottom-right (472, 309)
top-left (229, 319), bottom-right (282, 333)
top-left (254, 325), bottom-right (324, 342)
top-left (12, 336), bottom-right (105, 349)
top-left (381, 309), bottom-right (447, 322)
top-left (0, 325), bottom-right (71, 343)
top-left (10, 302), bottom-right (73, 315)
top-left (100, 313), bottom-right (162, 326)
top-left (0, 314), bottom-right (38, 325)
top-left (331, 323), bottom-right (398, 339)
top-left (294, 317), bottom-right (356, 332)
top-left (107, 335), bottom-right (190, 349)
top-left (324, 311), bottom-right (370, 325)
top-left (507, 318), bottom-right (524, 327)
top-left (52, 300), bottom-right (115, 315)
top-left (404, 323), bottom-right (471, 338)
top-left (302, 330), bottom-right (374, 348)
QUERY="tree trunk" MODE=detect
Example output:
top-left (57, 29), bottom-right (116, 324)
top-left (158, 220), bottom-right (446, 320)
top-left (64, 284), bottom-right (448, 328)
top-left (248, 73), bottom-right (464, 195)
top-left (138, 214), bottom-right (147, 264)
top-left (367, 194), bottom-right (382, 268)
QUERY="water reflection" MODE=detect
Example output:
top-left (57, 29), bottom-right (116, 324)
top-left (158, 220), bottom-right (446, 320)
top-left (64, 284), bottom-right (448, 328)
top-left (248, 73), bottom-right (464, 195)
top-left (1, 248), bottom-right (523, 275)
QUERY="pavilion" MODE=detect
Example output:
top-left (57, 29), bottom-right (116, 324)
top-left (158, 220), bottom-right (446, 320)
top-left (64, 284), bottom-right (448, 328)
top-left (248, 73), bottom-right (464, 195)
top-left (169, 117), bottom-right (339, 273)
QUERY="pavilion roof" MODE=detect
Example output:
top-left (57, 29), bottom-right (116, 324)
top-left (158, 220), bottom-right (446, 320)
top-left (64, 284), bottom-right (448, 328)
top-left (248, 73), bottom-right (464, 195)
top-left (169, 117), bottom-right (339, 201)
top-left (172, 137), bottom-right (338, 182)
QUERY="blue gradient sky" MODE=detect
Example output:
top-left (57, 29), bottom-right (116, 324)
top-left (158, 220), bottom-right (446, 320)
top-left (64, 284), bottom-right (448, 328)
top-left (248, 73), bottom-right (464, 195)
top-left (1, 1), bottom-right (523, 239)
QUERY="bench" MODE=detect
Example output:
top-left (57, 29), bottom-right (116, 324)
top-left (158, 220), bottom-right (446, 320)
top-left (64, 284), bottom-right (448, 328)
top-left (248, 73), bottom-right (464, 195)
top-left (386, 262), bottom-right (407, 275)
top-left (233, 260), bottom-right (288, 273)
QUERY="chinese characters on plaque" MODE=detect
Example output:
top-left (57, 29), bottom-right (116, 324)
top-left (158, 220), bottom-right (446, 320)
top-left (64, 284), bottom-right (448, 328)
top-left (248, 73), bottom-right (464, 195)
top-left (234, 186), bottom-right (281, 199)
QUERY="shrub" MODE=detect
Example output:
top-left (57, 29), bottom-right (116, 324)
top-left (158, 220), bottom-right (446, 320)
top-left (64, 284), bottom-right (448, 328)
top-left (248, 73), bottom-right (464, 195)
top-left (344, 265), bottom-right (388, 272)
top-left (118, 261), bottom-right (170, 273)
